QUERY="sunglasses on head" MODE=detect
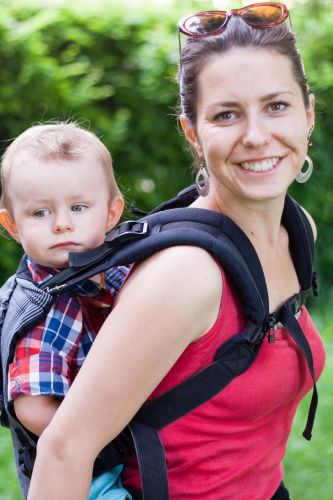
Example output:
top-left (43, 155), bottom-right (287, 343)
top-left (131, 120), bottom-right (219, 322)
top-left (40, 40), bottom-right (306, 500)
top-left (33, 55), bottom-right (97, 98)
top-left (177, 2), bottom-right (289, 38)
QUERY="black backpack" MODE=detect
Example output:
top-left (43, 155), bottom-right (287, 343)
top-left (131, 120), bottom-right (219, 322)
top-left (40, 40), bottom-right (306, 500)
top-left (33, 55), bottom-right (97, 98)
top-left (0, 185), bottom-right (319, 499)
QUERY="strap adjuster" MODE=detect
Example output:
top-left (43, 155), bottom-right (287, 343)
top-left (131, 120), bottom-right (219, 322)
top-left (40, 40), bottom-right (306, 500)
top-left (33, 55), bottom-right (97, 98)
top-left (105, 221), bottom-right (148, 244)
top-left (287, 291), bottom-right (306, 316)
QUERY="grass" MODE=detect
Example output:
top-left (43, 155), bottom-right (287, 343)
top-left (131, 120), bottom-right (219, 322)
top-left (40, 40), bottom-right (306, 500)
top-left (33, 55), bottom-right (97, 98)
top-left (0, 305), bottom-right (332, 499)
top-left (0, 428), bottom-right (22, 499)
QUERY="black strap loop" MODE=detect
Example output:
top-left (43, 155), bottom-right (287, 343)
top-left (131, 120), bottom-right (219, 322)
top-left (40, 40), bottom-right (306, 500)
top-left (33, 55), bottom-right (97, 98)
top-left (278, 305), bottom-right (318, 440)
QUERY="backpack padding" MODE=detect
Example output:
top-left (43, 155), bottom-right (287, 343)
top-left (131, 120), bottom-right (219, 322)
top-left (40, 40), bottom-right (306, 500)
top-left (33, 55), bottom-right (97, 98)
top-left (282, 195), bottom-right (314, 291)
top-left (57, 229), bottom-right (267, 327)
top-left (43, 208), bottom-right (269, 327)
top-left (0, 275), bottom-right (18, 425)
top-left (1, 274), bottom-right (55, 428)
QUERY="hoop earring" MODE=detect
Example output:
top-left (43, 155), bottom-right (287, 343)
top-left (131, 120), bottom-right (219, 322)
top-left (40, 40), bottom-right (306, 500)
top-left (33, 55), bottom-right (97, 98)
top-left (296, 155), bottom-right (313, 183)
top-left (195, 161), bottom-right (210, 197)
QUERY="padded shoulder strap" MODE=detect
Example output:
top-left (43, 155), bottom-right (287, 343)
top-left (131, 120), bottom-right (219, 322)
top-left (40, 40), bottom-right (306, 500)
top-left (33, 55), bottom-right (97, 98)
top-left (0, 274), bottom-right (17, 426)
top-left (282, 195), bottom-right (314, 291)
top-left (42, 206), bottom-right (269, 334)
top-left (1, 258), bottom-right (55, 428)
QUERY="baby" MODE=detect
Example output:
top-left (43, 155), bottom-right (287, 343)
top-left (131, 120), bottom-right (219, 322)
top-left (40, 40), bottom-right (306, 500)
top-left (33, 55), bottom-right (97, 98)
top-left (0, 122), bottom-right (131, 499)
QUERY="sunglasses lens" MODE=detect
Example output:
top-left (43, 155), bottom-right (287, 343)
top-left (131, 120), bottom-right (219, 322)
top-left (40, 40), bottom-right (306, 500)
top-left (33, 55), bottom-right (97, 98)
top-left (183, 12), bottom-right (227, 35)
top-left (241, 5), bottom-right (284, 26)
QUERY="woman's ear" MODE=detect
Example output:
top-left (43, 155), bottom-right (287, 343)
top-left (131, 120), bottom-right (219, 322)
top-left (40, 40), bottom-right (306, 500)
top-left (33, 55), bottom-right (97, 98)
top-left (179, 115), bottom-right (203, 157)
top-left (307, 93), bottom-right (315, 133)
top-left (105, 196), bottom-right (125, 233)
top-left (0, 209), bottom-right (19, 240)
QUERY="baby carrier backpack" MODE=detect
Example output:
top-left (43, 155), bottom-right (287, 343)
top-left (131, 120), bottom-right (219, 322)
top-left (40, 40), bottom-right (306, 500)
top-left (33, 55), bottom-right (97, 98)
top-left (0, 185), bottom-right (319, 499)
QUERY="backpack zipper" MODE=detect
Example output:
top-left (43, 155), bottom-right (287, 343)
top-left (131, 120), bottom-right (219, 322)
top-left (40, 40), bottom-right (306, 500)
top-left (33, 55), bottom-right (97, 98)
top-left (267, 314), bottom-right (277, 343)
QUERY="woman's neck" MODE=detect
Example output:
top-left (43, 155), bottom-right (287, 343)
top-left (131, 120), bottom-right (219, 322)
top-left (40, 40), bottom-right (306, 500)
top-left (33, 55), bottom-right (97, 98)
top-left (191, 188), bottom-right (286, 251)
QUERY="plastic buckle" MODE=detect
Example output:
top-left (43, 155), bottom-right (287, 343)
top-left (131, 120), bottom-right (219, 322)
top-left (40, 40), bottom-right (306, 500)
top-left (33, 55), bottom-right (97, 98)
top-left (106, 220), bottom-right (148, 244)
top-left (293, 292), bottom-right (306, 315)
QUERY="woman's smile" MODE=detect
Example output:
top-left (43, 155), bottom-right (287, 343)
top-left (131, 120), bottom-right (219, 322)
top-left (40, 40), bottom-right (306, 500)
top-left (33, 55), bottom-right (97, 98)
top-left (238, 156), bottom-right (281, 173)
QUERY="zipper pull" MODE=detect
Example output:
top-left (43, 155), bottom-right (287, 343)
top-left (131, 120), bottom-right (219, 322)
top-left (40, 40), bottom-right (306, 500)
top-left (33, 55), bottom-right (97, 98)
top-left (268, 315), bottom-right (276, 343)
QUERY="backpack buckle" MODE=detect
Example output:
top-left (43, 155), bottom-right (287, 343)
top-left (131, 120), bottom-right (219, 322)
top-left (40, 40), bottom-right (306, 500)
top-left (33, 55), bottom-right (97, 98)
top-left (105, 221), bottom-right (149, 245)
top-left (287, 291), bottom-right (306, 316)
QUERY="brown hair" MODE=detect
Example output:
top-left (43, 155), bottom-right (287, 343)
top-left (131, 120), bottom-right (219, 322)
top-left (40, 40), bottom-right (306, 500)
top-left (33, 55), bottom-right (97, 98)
top-left (177, 16), bottom-right (311, 125)
top-left (0, 122), bottom-right (122, 213)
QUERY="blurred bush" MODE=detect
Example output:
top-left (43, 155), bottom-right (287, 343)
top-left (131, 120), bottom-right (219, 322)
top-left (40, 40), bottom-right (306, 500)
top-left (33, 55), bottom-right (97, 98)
top-left (0, 0), bottom-right (332, 289)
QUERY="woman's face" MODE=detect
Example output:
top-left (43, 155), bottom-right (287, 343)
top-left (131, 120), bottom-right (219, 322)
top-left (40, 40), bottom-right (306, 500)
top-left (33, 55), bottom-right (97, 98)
top-left (182, 47), bottom-right (314, 206)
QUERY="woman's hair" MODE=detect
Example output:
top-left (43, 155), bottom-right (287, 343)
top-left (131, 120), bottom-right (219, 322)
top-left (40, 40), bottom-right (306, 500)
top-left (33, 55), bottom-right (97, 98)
top-left (0, 122), bottom-right (121, 213)
top-left (177, 16), bottom-right (311, 125)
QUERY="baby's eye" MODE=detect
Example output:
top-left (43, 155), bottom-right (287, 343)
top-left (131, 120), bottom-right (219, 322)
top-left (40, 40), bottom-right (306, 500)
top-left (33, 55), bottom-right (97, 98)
top-left (33, 209), bottom-right (50, 218)
top-left (71, 204), bottom-right (88, 213)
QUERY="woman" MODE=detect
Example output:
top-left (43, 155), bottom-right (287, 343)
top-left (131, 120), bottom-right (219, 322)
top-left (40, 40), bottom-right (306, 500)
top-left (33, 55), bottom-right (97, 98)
top-left (28, 3), bottom-right (325, 499)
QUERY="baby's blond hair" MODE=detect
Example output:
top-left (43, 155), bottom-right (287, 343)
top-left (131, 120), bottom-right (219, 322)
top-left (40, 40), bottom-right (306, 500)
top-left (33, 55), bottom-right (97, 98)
top-left (0, 122), bottom-right (121, 214)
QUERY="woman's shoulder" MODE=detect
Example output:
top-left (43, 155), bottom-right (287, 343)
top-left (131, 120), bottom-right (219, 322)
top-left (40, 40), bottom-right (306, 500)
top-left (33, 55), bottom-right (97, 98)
top-left (119, 245), bottom-right (223, 342)
top-left (128, 244), bottom-right (222, 292)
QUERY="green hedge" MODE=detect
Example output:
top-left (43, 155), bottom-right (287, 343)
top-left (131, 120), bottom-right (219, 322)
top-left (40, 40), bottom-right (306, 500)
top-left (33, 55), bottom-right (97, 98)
top-left (0, 0), bottom-right (332, 288)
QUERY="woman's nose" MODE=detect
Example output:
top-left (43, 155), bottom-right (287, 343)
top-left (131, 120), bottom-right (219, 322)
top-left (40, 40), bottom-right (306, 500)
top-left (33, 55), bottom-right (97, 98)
top-left (241, 116), bottom-right (270, 148)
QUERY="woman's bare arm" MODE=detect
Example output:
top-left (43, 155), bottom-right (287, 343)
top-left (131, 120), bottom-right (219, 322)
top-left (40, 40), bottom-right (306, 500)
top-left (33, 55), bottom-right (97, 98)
top-left (28, 246), bottom-right (222, 500)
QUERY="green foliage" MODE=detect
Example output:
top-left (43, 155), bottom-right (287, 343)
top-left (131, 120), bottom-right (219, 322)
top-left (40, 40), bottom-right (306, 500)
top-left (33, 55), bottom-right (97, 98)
top-left (289, 1), bottom-right (333, 290)
top-left (0, 424), bottom-right (21, 499)
top-left (0, 0), bottom-right (332, 287)
top-left (0, 0), bottom-right (194, 280)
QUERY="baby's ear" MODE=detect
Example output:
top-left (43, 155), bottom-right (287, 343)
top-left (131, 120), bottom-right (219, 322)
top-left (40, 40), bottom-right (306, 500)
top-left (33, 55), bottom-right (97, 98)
top-left (0, 209), bottom-right (19, 240)
top-left (106, 196), bottom-right (125, 233)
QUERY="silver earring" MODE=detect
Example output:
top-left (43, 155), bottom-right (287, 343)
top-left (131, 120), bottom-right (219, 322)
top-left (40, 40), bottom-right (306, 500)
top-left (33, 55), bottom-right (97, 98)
top-left (296, 155), bottom-right (313, 183)
top-left (195, 161), bottom-right (210, 197)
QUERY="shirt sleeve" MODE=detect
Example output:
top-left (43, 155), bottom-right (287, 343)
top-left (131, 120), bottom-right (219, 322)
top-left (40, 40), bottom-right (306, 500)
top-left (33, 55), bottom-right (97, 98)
top-left (8, 293), bottom-right (84, 401)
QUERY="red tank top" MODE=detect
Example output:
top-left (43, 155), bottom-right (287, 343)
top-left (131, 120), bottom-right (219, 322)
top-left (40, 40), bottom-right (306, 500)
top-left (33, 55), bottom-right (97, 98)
top-left (122, 265), bottom-right (325, 499)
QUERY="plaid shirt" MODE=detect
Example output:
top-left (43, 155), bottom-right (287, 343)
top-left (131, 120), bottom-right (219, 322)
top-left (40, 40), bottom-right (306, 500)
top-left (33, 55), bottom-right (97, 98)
top-left (8, 258), bottom-right (128, 402)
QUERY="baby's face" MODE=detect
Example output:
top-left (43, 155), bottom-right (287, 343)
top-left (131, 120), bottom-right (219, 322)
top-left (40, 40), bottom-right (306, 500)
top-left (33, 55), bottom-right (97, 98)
top-left (8, 157), bottom-right (119, 268)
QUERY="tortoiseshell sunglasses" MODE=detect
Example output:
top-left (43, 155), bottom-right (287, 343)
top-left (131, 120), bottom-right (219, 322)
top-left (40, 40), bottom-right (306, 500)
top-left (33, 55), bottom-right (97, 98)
top-left (178, 2), bottom-right (289, 38)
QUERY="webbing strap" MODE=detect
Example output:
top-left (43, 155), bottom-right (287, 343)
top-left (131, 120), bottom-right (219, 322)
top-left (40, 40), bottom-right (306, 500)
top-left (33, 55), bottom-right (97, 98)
top-left (136, 329), bottom-right (261, 429)
top-left (128, 420), bottom-right (169, 500)
top-left (130, 329), bottom-right (261, 500)
top-left (278, 305), bottom-right (318, 440)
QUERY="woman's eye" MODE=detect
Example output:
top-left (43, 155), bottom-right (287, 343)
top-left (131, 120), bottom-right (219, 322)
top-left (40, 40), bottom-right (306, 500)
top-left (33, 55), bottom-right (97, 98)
top-left (71, 204), bottom-right (88, 213)
top-left (268, 101), bottom-right (289, 113)
top-left (215, 110), bottom-right (237, 122)
top-left (33, 209), bottom-right (50, 218)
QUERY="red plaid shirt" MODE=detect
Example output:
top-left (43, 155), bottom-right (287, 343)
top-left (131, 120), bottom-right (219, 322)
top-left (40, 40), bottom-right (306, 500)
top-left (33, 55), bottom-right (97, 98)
top-left (8, 258), bottom-right (128, 401)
